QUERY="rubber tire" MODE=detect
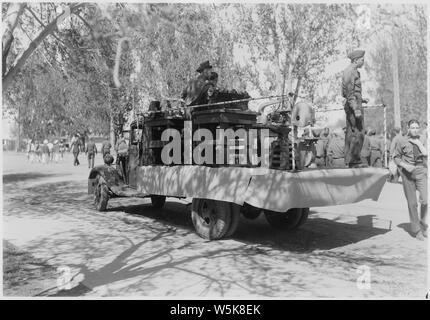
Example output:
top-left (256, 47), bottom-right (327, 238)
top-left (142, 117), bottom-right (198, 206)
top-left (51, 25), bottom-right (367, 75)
top-left (151, 195), bottom-right (166, 209)
top-left (295, 208), bottom-right (309, 228)
top-left (191, 199), bottom-right (232, 240)
top-left (224, 203), bottom-right (241, 238)
top-left (94, 174), bottom-right (109, 211)
top-left (241, 204), bottom-right (263, 220)
top-left (264, 208), bottom-right (309, 230)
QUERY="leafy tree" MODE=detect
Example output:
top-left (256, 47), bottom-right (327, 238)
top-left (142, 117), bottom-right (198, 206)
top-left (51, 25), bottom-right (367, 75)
top-left (233, 3), bottom-right (349, 104)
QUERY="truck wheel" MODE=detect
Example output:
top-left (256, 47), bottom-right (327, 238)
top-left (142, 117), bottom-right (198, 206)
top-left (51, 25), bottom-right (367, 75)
top-left (151, 195), bottom-right (166, 209)
top-left (224, 203), bottom-right (241, 238)
top-left (240, 204), bottom-right (262, 220)
top-left (264, 208), bottom-right (309, 230)
top-left (94, 174), bottom-right (109, 211)
top-left (191, 199), bottom-right (232, 240)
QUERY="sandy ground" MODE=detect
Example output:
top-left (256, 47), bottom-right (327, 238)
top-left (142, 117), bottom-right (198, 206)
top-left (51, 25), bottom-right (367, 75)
top-left (2, 152), bottom-right (428, 298)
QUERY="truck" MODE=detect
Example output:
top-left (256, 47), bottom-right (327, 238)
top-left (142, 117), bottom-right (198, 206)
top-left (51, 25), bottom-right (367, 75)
top-left (88, 91), bottom-right (388, 240)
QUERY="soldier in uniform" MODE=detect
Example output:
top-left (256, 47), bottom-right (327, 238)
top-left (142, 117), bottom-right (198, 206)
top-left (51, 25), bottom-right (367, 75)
top-left (181, 60), bottom-right (213, 106)
top-left (393, 119), bottom-right (427, 240)
top-left (342, 49), bottom-right (368, 168)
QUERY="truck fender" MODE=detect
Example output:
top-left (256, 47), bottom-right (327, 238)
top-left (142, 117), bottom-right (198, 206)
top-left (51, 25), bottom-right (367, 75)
top-left (88, 165), bottom-right (125, 195)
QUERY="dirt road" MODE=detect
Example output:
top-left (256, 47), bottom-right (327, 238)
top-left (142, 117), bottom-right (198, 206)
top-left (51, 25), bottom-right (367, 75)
top-left (2, 152), bottom-right (428, 298)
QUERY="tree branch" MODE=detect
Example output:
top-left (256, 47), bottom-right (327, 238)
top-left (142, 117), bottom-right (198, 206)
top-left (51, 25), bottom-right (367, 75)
top-left (3, 3), bottom-right (86, 93)
top-left (25, 6), bottom-right (69, 48)
top-left (73, 13), bottom-right (93, 31)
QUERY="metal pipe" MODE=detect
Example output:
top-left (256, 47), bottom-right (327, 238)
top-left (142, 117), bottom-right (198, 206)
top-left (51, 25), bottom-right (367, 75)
top-left (188, 94), bottom-right (293, 109)
top-left (314, 104), bottom-right (385, 112)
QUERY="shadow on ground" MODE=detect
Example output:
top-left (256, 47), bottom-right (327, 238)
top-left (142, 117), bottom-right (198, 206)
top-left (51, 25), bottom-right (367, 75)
top-left (4, 178), bottom-right (398, 298)
top-left (104, 202), bottom-right (391, 253)
top-left (2, 172), bottom-right (66, 184)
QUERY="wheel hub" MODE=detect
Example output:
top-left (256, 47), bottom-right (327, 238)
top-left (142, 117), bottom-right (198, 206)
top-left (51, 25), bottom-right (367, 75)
top-left (200, 201), bottom-right (216, 226)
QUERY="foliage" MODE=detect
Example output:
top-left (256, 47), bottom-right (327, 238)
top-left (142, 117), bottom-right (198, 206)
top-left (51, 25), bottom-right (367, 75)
top-left (367, 4), bottom-right (427, 133)
top-left (2, 3), bottom-right (427, 141)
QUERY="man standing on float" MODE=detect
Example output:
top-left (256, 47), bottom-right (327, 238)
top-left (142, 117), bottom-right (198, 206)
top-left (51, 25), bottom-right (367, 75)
top-left (341, 49), bottom-right (368, 168)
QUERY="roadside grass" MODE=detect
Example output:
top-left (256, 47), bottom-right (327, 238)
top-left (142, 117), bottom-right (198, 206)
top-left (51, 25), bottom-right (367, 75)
top-left (3, 240), bottom-right (58, 296)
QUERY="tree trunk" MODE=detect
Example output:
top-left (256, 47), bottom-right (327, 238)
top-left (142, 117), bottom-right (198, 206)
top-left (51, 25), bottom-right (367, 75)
top-left (16, 104), bottom-right (21, 152)
top-left (293, 76), bottom-right (302, 105)
top-left (2, 3), bottom-right (26, 77)
top-left (110, 113), bottom-right (115, 150)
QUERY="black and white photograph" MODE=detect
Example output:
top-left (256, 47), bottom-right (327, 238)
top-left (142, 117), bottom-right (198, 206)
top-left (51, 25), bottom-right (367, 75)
top-left (1, 1), bottom-right (428, 302)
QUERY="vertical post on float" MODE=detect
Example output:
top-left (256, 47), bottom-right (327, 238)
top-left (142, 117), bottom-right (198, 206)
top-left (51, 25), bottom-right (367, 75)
top-left (291, 124), bottom-right (296, 171)
top-left (383, 104), bottom-right (387, 168)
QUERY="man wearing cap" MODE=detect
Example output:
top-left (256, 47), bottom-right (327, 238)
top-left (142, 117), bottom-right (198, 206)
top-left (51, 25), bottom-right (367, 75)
top-left (342, 49), bottom-right (367, 168)
top-left (181, 60), bottom-right (214, 106)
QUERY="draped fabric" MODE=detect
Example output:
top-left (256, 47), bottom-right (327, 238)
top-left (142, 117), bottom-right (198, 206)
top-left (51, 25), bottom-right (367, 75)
top-left (134, 166), bottom-right (389, 212)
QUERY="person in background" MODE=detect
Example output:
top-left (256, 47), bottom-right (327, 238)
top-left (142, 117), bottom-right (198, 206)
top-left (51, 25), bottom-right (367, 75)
top-left (327, 128), bottom-right (346, 168)
top-left (115, 133), bottom-right (129, 183)
top-left (383, 132), bottom-right (391, 167)
top-left (208, 71), bottom-right (219, 87)
top-left (361, 127), bottom-right (371, 166)
top-left (369, 129), bottom-right (383, 167)
top-left (52, 140), bottom-right (60, 163)
top-left (26, 139), bottom-right (32, 162)
top-left (298, 127), bottom-right (317, 169)
top-left (104, 154), bottom-right (114, 166)
top-left (59, 139), bottom-right (65, 160)
top-left (101, 138), bottom-right (112, 158)
top-left (47, 140), bottom-right (54, 162)
top-left (393, 119), bottom-right (427, 240)
top-left (181, 60), bottom-right (213, 106)
top-left (35, 140), bottom-right (42, 162)
top-left (41, 140), bottom-right (50, 164)
top-left (314, 128), bottom-right (329, 168)
top-left (85, 137), bottom-right (98, 169)
top-left (70, 134), bottom-right (81, 166)
top-left (207, 71), bottom-right (219, 101)
top-left (341, 49), bottom-right (368, 168)
top-left (78, 133), bottom-right (86, 153)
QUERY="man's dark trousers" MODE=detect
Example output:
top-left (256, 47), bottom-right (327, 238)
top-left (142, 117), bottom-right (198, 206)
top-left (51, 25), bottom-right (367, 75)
top-left (117, 154), bottom-right (129, 184)
top-left (399, 166), bottom-right (428, 234)
top-left (344, 102), bottom-right (365, 167)
top-left (73, 152), bottom-right (80, 166)
top-left (88, 153), bottom-right (95, 168)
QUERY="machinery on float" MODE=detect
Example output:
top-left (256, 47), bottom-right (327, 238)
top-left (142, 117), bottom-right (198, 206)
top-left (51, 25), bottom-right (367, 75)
top-left (88, 89), bottom-right (388, 240)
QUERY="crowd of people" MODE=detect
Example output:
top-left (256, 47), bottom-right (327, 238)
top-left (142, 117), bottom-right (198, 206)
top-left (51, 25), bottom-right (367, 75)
top-left (303, 123), bottom-right (427, 171)
top-left (25, 134), bottom-right (116, 170)
top-left (26, 138), bottom-right (66, 164)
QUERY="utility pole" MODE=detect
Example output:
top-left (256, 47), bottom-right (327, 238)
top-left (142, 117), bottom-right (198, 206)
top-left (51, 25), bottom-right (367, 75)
top-left (108, 86), bottom-right (115, 148)
top-left (391, 37), bottom-right (401, 128)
